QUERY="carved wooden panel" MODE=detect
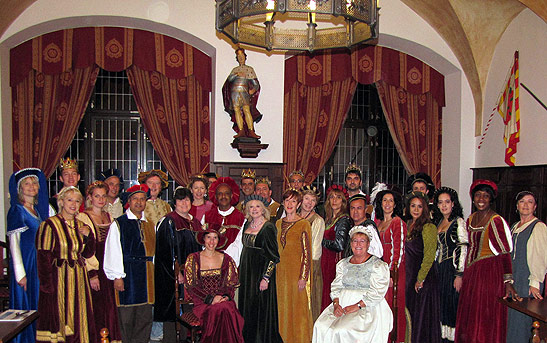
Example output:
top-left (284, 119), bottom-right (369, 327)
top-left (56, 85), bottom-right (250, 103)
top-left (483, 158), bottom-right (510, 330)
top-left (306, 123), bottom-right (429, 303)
top-left (211, 162), bottom-right (285, 203)
top-left (472, 165), bottom-right (547, 225)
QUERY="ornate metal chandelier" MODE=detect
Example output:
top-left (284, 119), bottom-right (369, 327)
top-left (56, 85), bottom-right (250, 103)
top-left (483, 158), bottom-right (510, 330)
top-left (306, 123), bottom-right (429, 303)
top-left (216, 0), bottom-right (379, 52)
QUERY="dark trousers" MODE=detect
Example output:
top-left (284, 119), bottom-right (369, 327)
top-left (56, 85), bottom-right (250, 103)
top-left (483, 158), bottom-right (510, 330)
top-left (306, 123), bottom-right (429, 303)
top-left (117, 304), bottom-right (153, 343)
top-left (163, 321), bottom-right (177, 343)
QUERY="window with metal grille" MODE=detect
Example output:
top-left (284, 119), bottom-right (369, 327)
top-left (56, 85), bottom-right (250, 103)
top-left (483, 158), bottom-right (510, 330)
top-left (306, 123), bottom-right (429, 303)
top-left (312, 83), bottom-right (408, 201)
top-left (48, 69), bottom-right (175, 201)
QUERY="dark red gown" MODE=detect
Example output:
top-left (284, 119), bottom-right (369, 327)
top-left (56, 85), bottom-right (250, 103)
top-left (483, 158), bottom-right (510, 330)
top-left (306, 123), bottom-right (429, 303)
top-left (455, 214), bottom-right (512, 343)
top-left (183, 252), bottom-right (244, 343)
top-left (78, 212), bottom-right (122, 342)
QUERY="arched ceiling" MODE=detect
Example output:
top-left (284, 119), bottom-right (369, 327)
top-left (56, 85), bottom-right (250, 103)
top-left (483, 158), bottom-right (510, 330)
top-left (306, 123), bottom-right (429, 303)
top-left (1, 0), bottom-right (545, 135)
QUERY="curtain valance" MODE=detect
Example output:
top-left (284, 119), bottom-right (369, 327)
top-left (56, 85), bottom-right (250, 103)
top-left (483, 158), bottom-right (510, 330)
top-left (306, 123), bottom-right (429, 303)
top-left (285, 46), bottom-right (444, 106)
top-left (10, 27), bottom-right (211, 91)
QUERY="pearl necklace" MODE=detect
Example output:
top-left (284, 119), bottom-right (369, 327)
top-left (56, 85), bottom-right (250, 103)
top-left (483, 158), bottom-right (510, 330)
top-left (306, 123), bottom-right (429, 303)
top-left (250, 219), bottom-right (265, 230)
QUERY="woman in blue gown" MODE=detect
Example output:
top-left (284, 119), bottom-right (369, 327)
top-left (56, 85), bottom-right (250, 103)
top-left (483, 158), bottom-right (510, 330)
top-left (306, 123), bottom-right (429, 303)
top-left (6, 168), bottom-right (49, 343)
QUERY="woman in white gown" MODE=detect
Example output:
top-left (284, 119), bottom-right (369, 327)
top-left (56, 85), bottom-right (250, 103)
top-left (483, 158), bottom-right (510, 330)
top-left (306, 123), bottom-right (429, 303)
top-left (313, 221), bottom-right (393, 343)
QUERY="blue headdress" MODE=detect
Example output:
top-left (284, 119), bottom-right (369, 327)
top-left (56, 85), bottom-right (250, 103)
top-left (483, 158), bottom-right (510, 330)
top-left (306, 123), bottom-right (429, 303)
top-left (8, 168), bottom-right (50, 232)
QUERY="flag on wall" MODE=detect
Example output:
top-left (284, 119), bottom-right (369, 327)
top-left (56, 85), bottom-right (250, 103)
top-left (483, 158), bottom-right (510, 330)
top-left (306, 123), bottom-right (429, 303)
top-left (496, 51), bottom-right (520, 166)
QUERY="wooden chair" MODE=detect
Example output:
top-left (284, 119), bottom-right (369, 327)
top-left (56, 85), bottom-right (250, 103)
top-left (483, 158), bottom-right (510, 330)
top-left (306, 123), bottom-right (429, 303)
top-left (0, 241), bottom-right (10, 311)
top-left (174, 262), bottom-right (201, 343)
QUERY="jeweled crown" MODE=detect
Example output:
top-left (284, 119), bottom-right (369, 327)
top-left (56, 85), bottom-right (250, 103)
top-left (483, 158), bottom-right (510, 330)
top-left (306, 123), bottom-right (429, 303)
top-left (241, 168), bottom-right (256, 179)
top-left (255, 176), bottom-right (271, 187)
top-left (59, 157), bottom-right (78, 172)
top-left (345, 163), bottom-right (361, 175)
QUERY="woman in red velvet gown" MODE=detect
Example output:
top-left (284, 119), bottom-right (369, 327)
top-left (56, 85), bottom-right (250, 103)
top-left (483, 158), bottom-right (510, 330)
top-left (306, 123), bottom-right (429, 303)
top-left (321, 185), bottom-right (352, 311)
top-left (373, 188), bottom-right (407, 343)
top-left (77, 181), bottom-right (121, 342)
top-left (183, 224), bottom-right (244, 343)
top-left (455, 180), bottom-right (519, 343)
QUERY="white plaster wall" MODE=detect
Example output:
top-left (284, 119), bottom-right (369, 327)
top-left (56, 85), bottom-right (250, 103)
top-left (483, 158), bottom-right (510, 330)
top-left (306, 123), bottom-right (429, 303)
top-left (0, 0), bottom-right (478, 235)
top-left (478, 9), bottom-right (547, 167)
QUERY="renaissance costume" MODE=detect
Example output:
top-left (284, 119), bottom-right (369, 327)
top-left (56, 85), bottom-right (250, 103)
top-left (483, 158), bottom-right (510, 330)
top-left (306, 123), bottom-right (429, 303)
top-left (7, 168), bottom-right (49, 343)
top-left (276, 218), bottom-right (313, 343)
top-left (455, 214), bottom-right (512, 343)
top-left (36, 215), bottom-right (96, 343)
top-left (437, 217), bottom-right (467, 342)
top-left (307, 212), bottom-right (325, 322)
top-left (77, 212), bottom-right (122, 343)
top-left (189, 200), bottom-right (214, 223)
top-left (506, 218), bottom-right (547, 342)
top-left (103, 209), bottom-right (156, 343)
top-left (405, 223), bottom-right (441, 343)
top-left (105, 197), bottom-right (123, 219)
top-left (144, 198), bottom-right (171, 227)
top-left (374, 216), bottom-right (407, 343)
top-left (238, 221), bottom-right (283, 343)
top-left (204, 206), bottom-right (245, 251)
top-left (184, 252), bottom-right (244, 343)
top-left (313, 256), bottom-right (393, 343)
top-left (321, 214), bottom-right (352, 310)
top-left (154, 212), bottom-right (201, 322)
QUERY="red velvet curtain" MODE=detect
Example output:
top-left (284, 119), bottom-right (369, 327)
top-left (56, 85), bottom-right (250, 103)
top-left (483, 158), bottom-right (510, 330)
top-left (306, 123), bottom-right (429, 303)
top-left (376, 81), bottom-right (442, 184)
top-left (10, 27), bottom-right (211, 183)
top-left (12, 67), bottom-right (98, 177)
top-left (127, 66), bottom-right (211, 186)
top-left (283, 50), bottom-right (357, 186)
top-left (284, 46), bottom-right (445, 187)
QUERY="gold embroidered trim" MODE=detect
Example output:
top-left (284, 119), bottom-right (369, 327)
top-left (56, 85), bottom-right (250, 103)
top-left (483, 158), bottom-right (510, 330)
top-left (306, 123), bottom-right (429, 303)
top-left (264, 261), bottom-right (275, 279)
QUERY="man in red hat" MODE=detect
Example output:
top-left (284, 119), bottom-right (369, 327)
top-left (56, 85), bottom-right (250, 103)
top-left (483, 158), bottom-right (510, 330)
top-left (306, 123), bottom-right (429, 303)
top-left (104, 184), bottom-right (156, 343)
top-left (203, 177), bottom-right (246, 264)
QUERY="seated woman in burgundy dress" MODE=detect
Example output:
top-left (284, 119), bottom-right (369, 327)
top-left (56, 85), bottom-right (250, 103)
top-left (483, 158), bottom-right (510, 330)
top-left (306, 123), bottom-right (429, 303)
top-left (183, 223), bottom-right (244, 343)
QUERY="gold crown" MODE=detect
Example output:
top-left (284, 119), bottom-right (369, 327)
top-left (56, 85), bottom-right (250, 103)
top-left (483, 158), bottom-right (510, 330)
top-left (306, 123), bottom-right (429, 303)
top-left (59, 158), bottom-right (78, 172)
top-left (255, 176), bottom-right (271, 187)
top-left (241, 168), bottom-right (256, 179)
top-left (345, 163), bottom-right (361, 175)
top-left (288, 170), bottom-right (304, 179)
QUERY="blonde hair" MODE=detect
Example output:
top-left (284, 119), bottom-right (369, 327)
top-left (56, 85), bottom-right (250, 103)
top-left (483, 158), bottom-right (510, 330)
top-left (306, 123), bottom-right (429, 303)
top-left (17, 175), bottom-right (39, 205)
top-left (57, 186), bottom-right (83, 211)
top-left (244, 199), bottom-right (271, 221)
top-left (85, 181), bottom-right (109, 209)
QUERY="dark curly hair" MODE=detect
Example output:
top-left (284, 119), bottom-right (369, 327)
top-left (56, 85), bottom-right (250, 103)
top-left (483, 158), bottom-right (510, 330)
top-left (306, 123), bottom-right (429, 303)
top-left (432, 187), bottom-right (464, 224)
top-left (373, 190), bottom-right (403, 220)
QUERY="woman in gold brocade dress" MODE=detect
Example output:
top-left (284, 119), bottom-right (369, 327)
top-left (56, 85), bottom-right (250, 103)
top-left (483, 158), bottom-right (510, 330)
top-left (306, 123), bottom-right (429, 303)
top-left (36, 187), bottom-right (96, 343)
top-left (276, 189), bottom-right (313, 343)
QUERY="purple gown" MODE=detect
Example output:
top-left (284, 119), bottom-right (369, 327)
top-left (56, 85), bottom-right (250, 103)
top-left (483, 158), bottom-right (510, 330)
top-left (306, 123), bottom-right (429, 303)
top-left (405, 224), bottom-right (441, 343)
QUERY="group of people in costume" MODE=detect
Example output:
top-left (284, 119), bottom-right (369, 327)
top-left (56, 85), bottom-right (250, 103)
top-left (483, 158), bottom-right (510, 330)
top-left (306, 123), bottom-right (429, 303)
top-left (6, 158), bottom-right (546, 343)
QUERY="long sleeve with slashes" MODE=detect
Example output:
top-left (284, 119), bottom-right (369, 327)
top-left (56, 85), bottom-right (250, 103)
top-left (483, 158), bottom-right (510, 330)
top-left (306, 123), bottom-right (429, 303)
top-left (453, 217), bottom-right (468, 276)
top-left (390, 217), bottom-right (406, 270)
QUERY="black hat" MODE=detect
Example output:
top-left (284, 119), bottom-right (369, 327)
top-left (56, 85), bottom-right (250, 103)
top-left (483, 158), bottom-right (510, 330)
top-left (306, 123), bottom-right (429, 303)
top-left (98, 168), bottom-right (124, 188)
